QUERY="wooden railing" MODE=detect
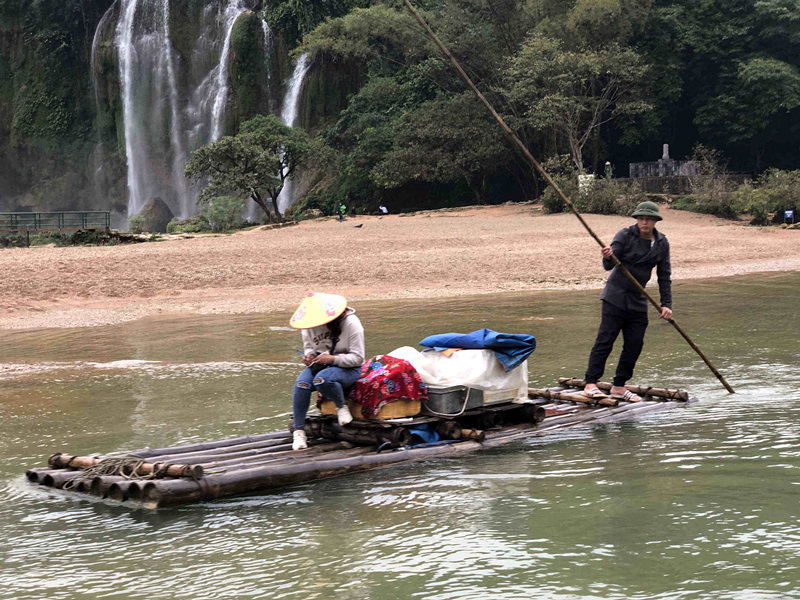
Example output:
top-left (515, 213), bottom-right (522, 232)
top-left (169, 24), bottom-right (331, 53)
top-left (0, 211), bottom-right (111, 232)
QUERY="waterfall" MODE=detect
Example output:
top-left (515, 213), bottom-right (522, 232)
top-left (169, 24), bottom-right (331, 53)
top-left (210, 0), bottom-right (247, 141)
top-left (276, 53), bottom-right (310, 215)
top-left (110, 0), bottom-right (249, 220)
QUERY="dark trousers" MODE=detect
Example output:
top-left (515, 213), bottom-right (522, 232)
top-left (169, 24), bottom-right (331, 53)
top-left (585, 301), bottom-right (648, 387)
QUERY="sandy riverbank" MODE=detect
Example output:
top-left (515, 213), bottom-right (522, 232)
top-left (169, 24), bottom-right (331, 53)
top-left (1, 203), bottom-right (798, 330)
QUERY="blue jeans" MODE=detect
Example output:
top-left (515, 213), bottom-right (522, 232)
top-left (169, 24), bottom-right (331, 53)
top-left (292, 365), bottom-right (361, 429)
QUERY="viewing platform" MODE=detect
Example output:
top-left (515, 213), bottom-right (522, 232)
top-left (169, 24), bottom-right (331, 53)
top-left (0, 211), bottom-right (111, 233)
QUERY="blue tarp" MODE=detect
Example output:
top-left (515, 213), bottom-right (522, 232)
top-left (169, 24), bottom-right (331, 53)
top-left (418, 328), bottom-right (536, 372)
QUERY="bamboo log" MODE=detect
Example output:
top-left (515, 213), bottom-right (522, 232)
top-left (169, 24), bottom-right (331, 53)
top-left (90, 476), bottom-right (126, 498)
top-left (41, 470), bottom-right (85, 489)
top-left (557, 378), bottom-right (690, 401)
top-left (455, 410), bottom-right (497, 430)
top-left (488, 403), bottom-right (546, 426)
top-left (528, 388), bottom-right (618, 407)
top-left (594, 400), bottom-right (677, 423)
top-left (196, 449), bottom-right (383, 481)
top-left (460, 429), bottom-right (486, 442)
top-left (48, 453), bottom-right (204, 479)
top-left (126, 431), bottom-right (292, 460)
top-left (107, 480), bottom-right (138, 502)
top-left (138, 439), bottom-right (296, 465)
top-left (306, 420), bottom-right (413, 448)
top-left (435, 420), bottom-right (462, 440)
top-left (134, 436), bottom-right (292, 464)
top-left (26, 467), bottom-right (61, 483)
top-left (134, 442), bottom-right (489, 508)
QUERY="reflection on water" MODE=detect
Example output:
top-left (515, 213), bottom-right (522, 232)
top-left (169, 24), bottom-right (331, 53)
top-left (1, 272), bottom-right (799, 600)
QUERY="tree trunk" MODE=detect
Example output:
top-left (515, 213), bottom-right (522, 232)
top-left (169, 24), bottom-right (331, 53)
top-left (268, 191), bottom-right (284, 223)
top-left (251, 193), bottom-right (272, 223)
top-left (465, 174), bottom-right (486, 204)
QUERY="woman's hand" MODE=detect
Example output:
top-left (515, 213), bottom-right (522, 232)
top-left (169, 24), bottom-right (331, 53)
top-left (601, 246), bottom-right (614, 258)
top-left (302, 353), bottom-right (317, 366)
top-left (311, 352), bottom-right (336, 365)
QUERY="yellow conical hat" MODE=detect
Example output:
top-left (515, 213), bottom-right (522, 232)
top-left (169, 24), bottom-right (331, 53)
top-left (289, 292), bottom-right (347, 329)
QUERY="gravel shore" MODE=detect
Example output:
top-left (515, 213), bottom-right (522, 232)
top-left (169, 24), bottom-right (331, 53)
top-left (1, 203), bottom-right (798, 330)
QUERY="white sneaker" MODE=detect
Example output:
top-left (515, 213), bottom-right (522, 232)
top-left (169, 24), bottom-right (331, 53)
top-left (292, 429), bottom-right (308, 450)
top-left (337, 404), bottom-right (353, 426)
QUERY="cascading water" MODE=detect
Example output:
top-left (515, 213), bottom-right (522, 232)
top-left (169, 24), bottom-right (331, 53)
top-left (109, 0), bottom-right (252, 220)
top-left (276, 53), bottom-right (310, 215)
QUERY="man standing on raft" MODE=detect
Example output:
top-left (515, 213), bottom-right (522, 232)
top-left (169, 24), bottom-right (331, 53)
top-left (289, 292), bottom-right (365, 450)
top-left (583, 201), bottom-right (673, 401)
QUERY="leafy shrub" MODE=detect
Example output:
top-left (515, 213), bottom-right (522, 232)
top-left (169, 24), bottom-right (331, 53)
top-left (167, 215), bottom-right (211, 233)
top-left (573, 179), bottom-right (645, 216)
top-left (128, 215), bottom-right (146, 234)
top-left (685, 145), bottom-right (741, 218)
top-left (731, 169), bottom-right (800, 224)
top-left (541, 162), bottom-right (645, 216)
top-left (758, 169), bottom-right (800, 223)
top-left (200, 196), bottom-right (245, 232)
top-left (285, 189), bottom-right (335, 220)
top-left (671, 195), bottom-right (697, 211)
top-left (540, 154), bottom-right (577, 213)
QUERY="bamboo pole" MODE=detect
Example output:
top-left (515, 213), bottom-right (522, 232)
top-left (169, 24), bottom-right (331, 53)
top-left (107, 480), bottom-right (138, 502)
top-left (528, 387), bottom-right (618, 407)
top-left (460, 429), bottom-right (486, 442)
top-left (90, 476), bottom-right (126, 498)
top-left (126, 431), bottom-right (292, 460)
top-left (557, 378), bottom-right (690, 401)
top-left (25, 467), bottom-right (61, 483)
top-left (41, 470), bottom-right (85, 489)
top-left (401, 0), bottom-right (734, 395)
top-left (136, 438), bottom-right (295, 464)
top-left (48, 453), bottom-right (204, 479)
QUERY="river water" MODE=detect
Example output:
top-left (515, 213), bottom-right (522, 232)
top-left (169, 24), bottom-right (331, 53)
top-left (1, 273), bottom-right (798, 600)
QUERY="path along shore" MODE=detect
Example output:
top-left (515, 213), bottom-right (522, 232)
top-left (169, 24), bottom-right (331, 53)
top-left (1, 204), bottom-right (798, 330)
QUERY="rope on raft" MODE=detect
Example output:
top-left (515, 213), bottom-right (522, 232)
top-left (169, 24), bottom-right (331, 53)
top-left (62, 456), bottom-right (172, 490)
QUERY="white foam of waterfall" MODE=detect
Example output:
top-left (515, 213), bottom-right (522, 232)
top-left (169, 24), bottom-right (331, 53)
top-left (276, 53), bottom-right (311, 215)
top-left (116, 0), bottom-right (142, 218)
top-left (161, 0), bottom-right (189, 217)
top-left (210, 0), bottom-right (247, 141)
top-left (113, 0), bottom-right (249, 220)
top-left (245, 17), bottom-right (275, 224)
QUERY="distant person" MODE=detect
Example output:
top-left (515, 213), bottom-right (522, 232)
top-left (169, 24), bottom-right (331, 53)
top-left (288, 292), bottom-right (365, 450)
top-left (604, 161), bottom-right (613, 179)
top-left (379, 204), bottom-right (389, 215)
top-left (337, 201), bottom-right (346, 222)
top-left (582, 201), bottom-right (672, 402)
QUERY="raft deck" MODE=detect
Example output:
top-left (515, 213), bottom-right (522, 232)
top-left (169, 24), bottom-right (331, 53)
top-left (25, 379), bottom-right (695, 509)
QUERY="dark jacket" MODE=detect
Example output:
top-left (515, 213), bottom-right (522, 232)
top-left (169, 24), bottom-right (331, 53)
top-left (600, 224), bottom-right (672, 313)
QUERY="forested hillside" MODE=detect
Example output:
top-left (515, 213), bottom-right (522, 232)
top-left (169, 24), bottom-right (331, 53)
top-left (286, 0), bottom-right (800, 212)
top-left (1, 0), bottom-right (798, 217)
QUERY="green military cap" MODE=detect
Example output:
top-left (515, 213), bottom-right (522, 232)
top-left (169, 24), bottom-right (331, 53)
top-left (631, 201), bottom-right (662, 221)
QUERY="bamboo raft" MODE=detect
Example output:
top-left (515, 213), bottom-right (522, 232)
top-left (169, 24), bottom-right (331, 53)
top-left (25, 378), bottom-right (696, 509)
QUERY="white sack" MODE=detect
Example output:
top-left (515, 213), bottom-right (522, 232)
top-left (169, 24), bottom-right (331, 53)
top-left (388, 346), bottom-right (528, 401)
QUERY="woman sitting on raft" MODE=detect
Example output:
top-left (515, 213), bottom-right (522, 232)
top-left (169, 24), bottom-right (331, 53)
top-left (289, 292), bottom-right (365, 450)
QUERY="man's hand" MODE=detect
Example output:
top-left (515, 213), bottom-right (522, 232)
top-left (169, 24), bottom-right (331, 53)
top-left (659, 306), bottom-right (673, 320)
top-left (601, 246), bottom-right (613, 258)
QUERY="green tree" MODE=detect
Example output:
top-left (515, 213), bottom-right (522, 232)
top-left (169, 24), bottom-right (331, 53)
top-left (185, 115), bottom-right (315, 221)
top-left (372, 93), bottom-right (513, 203)
top-left (264, 0), bottom-right (369, 45)
top-left (504, 35), bottom-right (651, 173)
top-left (694, 57), bottom-right (800, 169)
